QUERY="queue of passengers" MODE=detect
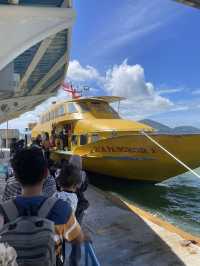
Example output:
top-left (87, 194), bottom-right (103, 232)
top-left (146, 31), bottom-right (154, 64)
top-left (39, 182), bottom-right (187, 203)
top-left (0, 146), bottom-right (90, 266)
top-left (10, 123), bottom-right (71, 161)
top-left (40, 124), bottom-right (72, 152)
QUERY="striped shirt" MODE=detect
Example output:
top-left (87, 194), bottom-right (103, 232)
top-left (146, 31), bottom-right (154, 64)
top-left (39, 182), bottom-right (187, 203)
top-left (2, 175), bottom-right (57, 201)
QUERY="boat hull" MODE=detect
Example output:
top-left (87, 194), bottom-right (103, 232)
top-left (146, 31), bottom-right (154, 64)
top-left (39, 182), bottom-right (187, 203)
top-left (74, 134), bottom-right (200, 182)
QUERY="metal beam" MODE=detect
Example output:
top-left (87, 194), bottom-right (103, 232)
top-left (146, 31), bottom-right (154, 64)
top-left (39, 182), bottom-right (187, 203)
top-left (0, 93), bottom-right (55, 124)
top-left (0, 5), bottom-right (75, 71)
top-left (17, 37), bottom-right (54, 93)
top-left (8, 0), bottom-right (19, 4)
top-left (31, 52), bottom-right (67, 95)
top-left (175, 0), bottom-right (200, 8)
top-left (47, 77), bottom-right (64, 93)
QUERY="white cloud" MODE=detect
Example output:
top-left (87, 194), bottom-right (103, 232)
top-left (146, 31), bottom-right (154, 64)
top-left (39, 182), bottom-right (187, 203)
top-left (92, 0), bottom-right (182, 54)
top-left (192, 89), bottom-right (200, 95)
top-left (171, 106), bottom-right (189, 112)
top-left (1, 60), bottom-right (175, 129)
top-left (67, 60), bottom-right (100, 82)
top-left (104, 60), bottom-right (173, 119)
top-left (158, 88), bottom-right (183, 95)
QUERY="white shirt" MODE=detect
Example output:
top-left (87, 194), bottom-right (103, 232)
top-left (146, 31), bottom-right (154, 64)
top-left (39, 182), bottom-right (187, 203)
top-left (54, 191), bottom-right (78, 213)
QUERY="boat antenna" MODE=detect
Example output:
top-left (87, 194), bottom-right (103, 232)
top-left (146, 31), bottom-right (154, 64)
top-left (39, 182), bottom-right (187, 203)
top-left (62, 82), bottom-right (81, 99)
top-left (63, 82), bottom-right (90, 98)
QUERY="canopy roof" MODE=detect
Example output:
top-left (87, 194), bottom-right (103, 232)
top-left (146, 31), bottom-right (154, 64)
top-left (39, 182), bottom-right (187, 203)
top-left (175, 0), bottom-right (200, 8)
top-left (0, 0), bottom-right (65, 6)
top-left (0, 0), bottom-right (75, 124)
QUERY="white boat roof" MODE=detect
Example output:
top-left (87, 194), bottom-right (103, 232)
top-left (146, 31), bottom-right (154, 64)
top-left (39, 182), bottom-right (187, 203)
top-left (0, 0), bottom-right (75, 124)
top-left (69, 96), bottom-right (126, 103)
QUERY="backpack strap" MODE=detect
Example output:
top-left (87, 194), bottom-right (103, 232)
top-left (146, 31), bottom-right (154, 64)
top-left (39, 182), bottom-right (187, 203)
top-left (38, 196), bottom-right (58, 218)
top-left (0, 200), bottom-right (19, 222)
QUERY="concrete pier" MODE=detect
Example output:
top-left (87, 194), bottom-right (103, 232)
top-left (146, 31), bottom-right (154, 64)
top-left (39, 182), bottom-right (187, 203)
top-left (84, 186), bottom-right (200, 266)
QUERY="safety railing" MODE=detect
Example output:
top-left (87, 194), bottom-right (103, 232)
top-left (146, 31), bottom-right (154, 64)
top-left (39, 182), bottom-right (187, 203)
top-left (62, 241), bottom-right (100, 266)
top-left (84, 242), bottom-right (100, 266)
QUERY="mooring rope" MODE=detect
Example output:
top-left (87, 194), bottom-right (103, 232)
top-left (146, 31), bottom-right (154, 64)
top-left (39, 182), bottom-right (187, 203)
top-left (141, 131), bottom-right (200, 179)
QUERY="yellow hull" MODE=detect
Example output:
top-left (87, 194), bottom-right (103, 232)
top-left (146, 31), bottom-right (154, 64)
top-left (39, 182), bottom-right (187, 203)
top-left (72, 134), bottom-right (200, 182)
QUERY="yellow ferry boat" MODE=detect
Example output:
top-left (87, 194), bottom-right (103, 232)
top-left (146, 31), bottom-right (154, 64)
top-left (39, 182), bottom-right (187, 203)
top-left (32, 96), bottom-right (200, 182)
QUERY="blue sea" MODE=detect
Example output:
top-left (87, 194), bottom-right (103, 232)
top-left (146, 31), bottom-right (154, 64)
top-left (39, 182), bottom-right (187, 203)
top-left (90, 169), bottom-right (200, 237)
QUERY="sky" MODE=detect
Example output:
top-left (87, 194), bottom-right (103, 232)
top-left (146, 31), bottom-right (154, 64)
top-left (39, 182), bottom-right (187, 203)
top-left (3, 0), bottom-right (200, 130)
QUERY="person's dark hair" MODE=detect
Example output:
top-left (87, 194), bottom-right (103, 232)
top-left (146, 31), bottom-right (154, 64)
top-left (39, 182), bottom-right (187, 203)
top-left (11, 147), bottom-right (47, 186)
top-left (35, 135), bottom-right (42, 146)
top-left (57, 162), bottom-right (82, 188)
top-left (44, 132), bottom-right (49, 140)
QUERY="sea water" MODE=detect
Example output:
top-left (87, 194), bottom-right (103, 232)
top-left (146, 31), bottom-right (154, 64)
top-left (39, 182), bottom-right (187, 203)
top-left (90, 169), bottom-right (200, 237)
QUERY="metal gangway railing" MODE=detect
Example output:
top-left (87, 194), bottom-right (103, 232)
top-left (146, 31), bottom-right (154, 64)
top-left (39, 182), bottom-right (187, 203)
top-left (63, 241), bottom-right (100, 266)
top-left (84, 241), bottom-right (100, 266)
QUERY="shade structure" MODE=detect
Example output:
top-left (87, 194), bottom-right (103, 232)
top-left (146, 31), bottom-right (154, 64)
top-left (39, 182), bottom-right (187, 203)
top-left (175, 0), bottom-right (200, 8)
top-left (0, 0), bottom-right (75, 123)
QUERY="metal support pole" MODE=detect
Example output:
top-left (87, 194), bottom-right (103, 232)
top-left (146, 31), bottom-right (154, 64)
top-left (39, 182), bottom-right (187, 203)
top-left (117, 101), bottom-right (121, 114)
top-left (6, 120), bottom-right (8, 149)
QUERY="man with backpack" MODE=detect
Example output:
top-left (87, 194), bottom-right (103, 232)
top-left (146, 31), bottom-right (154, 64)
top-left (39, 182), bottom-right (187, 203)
top-left (0, 147), bottom-right (85, 265)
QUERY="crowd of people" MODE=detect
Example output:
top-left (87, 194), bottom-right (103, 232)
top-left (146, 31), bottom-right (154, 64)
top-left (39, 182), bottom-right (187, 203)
top-left (0, 142), bottom-right (90, 266)
top-left (10, 124), bottom-right (72, 162)
top-left (37, 124), bottom-right (72, 152)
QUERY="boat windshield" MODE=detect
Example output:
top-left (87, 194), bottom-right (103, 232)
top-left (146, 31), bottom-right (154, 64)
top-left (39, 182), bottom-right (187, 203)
top-left (78, 101), bottom-right (120, 118)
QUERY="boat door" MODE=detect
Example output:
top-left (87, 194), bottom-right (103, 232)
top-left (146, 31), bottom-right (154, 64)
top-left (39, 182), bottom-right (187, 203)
top-left (65, 123), bottom-right (72, 150)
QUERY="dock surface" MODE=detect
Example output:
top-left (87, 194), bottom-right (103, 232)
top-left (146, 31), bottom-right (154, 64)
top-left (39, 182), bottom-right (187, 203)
top-left (1, 158), bottom-right (200, 265)
top-left (84, 186), bottom-right (200, 266)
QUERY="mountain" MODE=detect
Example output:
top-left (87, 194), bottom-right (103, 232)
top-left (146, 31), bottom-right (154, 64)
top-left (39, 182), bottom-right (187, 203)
top-left (139, 119), bottom-right (200, 133)
top-left (139, 119), bottom-right (172, 132)
top-left (172, 126), bottom-right (200, 133)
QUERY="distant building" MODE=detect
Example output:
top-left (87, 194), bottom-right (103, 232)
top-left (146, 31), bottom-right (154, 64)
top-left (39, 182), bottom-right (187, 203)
top-left (20, 125), bottom-right (34, 146)
top-left (0, 129), bottom-right (19, 148)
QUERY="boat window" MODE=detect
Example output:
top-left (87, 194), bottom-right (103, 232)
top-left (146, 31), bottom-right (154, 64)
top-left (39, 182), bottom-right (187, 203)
top-left (80, 134), bottom-right (88, 145)
top-left (71, 135), bottom-right (78, 145)
top-left (78, 102), bottom-right (90, 113)
top-left (91, 134), bottom-right (100, 143)
top-left (90, 101), bottom-right (118, 115)
top-left (54, 109), bottom-right (59, 118)
top-left (58, 105), bottom-right (65, 116)
top-left (50, 111), bottom-right (54, 120)
top-left (68, 103), bottom-right (78, 113)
